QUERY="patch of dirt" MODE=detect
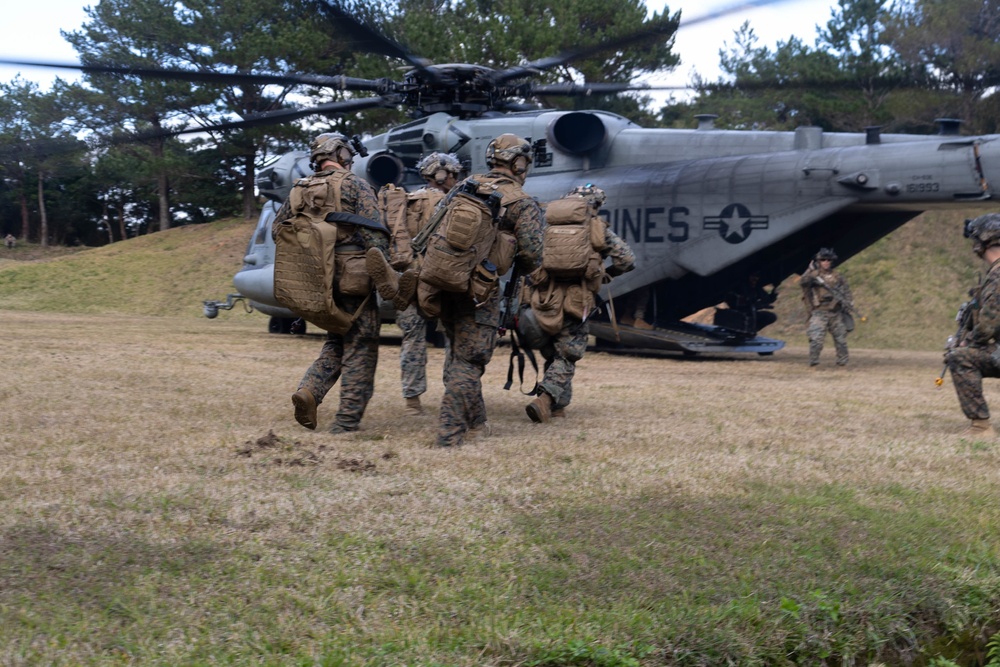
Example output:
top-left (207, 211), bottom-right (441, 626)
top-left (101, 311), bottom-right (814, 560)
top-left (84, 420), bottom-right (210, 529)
top-left (236, 430), bottom-right (379, 473)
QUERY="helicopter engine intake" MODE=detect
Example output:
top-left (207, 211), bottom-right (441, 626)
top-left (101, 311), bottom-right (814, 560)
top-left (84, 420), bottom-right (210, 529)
top-left (548, 112), bottom-right (607, 155)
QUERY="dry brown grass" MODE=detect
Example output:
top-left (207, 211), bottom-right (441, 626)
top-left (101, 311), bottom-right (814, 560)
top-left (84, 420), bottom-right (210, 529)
top-left (3, 310), bottom-right (1000, 664)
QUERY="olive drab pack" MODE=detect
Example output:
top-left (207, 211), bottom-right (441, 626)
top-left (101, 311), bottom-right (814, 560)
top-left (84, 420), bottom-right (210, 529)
top-left (541, 196), bottom-right (606, 283)
top-left (418, 177), bottom-right (526, 303)
top-left (272, 170), bottom-right (367, 334)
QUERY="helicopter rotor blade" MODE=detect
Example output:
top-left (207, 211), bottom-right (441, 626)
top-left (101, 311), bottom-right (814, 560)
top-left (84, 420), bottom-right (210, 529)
top-left (129, 96), bottom-right (396, 141)
top-left (0, 58), bottom-right (394, 92)
top-left (526, 82), bottom-right (691, 96)
top-left (492, 0), bottom-right (802, 85)
top-left (316, 0), bottom-right (441, 84)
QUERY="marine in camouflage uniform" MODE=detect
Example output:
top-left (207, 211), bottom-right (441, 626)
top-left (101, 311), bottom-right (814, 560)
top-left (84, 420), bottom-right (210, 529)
top-left (434, 134), bottom-right (544, 447)
top-left (525, 185), bottom-right (636, 421)
top-left (278, 133), bottom-right (389, 434)
top-left (386, 153), bottom-right (462, 417)
top-left (800, 248), bottom-right (854, 367)
top-left (946, 213), bottom-right (1000, 438)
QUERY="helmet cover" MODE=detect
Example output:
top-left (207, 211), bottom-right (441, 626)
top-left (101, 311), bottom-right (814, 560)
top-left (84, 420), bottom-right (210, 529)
top-left (417, 152), bottom-right (462, 181)
top-left (309, 132), bottom-right (355, 170)
top-left (485, 133), bottom-right (532, 174)
top-left (965, 213), bottom-right (1000, 256)
top-left (566, 183), bottom-right (607, 208)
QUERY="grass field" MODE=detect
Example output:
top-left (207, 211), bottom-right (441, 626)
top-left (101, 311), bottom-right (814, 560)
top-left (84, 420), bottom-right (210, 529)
top-left (2, 213), bottom-right (1000, 665)
top-left (2, 309), bottom-right (1000, 665)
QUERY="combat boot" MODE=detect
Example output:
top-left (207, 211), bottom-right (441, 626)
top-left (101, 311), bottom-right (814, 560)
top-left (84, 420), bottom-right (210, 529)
top-left (393, 268), bottom-right (419, 311)
top-left (633, 318), bottom-right (654, 330)
top-left (366, 247), bottom-right (399, 300)
top-left (551, 407), bottom-right (566, 418)
top-left (291, 388), bottom-right (317, 430)
top-left (466, 421), bottom-right (492, 439)
top-left (961, 419), bottom-right (996, 438)
top-left (526, 393), bottom-right (553, 423)
top-left (405, 396), bottom-right (423, 416)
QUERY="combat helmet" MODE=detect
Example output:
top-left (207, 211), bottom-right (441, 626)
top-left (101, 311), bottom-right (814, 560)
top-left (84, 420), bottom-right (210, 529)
top-left (309, 132), bottom-right (355, 171)
top-left (814, 247), bottom-right (838, 262)
top-left (485, 133), bottom-right (532, 181)
top-left (416, 152), bottom-right (462, 183)
top-left (567, 183), bottom-right (607, 208)
top-left (964, 213), bottom-right (1000, 257)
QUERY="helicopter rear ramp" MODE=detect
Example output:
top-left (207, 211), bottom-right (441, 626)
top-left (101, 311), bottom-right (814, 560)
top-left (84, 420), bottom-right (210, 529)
top-left (589, 320), bottom-right (785, 355)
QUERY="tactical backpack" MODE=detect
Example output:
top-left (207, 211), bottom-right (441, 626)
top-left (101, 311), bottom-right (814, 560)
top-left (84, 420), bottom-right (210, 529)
top-left (380, 184), bottom-right (445, 270)
top-left (418, 178), bottom-right (522, 303)
top-left (272, 171), bottom-right (371, 334)
top-left (541, 196), bottom-right (606, 281)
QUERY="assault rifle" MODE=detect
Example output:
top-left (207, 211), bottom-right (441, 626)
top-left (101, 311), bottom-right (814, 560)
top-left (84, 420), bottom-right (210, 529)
top-left (811, 271), bottom-right (866, 323)
top-left (935, 291), bottom-right (979, 387)
top-left (498, 266), bottom-right (522, 335)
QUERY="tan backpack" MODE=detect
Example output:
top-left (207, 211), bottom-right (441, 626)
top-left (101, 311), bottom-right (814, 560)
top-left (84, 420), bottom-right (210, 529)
top-left (272, 171), bottom-right (369, 334)
top-left (419, 178), bottom-right (524, 303)
top-left (381, 185), bottom-right (445, 270)
top-left (542, 196), bottom-right (605, 281)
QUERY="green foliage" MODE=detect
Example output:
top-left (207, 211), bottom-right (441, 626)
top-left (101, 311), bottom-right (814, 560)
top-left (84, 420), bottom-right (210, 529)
top-left (988, 630), bottom-right (1000, 667)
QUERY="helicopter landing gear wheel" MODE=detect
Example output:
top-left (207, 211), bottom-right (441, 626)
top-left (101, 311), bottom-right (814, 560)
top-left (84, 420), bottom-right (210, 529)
top-left (269, 316), bottom-right (296, 334)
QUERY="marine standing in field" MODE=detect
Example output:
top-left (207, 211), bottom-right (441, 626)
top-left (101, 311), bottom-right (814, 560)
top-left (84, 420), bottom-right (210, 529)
top-left (275, 133), bottom-right (389, 434)
top-left (945, 214), bottom-right (1000, 438)
top-left (369, 152), bottom-right (462, 417)
top-left (521, 185), bottom-right (635, 422)
top-left (416, 134), bottom-right (544, 447)
top-left (800, 248), bottom-right (855, 367)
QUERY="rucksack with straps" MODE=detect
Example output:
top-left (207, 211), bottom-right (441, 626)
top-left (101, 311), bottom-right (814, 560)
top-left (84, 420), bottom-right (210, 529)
top-left (418, 177), bottom-right (524, 304)
top-left (541, 196), bottom-right (605, 280)
top-left (272, 171), bottom-right (372, 334)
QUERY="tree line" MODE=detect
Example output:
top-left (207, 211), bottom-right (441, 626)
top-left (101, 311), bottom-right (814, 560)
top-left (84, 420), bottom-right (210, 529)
top-left (0, 0), bottom-right (997, 248)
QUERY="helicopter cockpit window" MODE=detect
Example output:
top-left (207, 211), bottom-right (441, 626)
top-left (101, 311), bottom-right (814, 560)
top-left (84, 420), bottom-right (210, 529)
top-left (254, 204), bottom-right (278, 245)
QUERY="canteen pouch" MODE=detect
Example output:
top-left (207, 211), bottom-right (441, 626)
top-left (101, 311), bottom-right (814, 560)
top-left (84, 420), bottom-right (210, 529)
top-left (563, 283), bottom-right (595, 321)
top-left (487, 229), bottom-right (517, 276)
top-left (420, 234), bottom-right (479, 293)
top-left (335, 250), bottom-right (372, 296)
top-left (529, 281), bottom-right (565, 335)
top-left (469, 261), bottom-right (499, 306)
top-left (416, 281), bottom-right (443, 319)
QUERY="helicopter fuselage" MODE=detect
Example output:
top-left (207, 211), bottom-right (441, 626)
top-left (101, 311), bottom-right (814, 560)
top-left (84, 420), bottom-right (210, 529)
top-left (225, 109), bottom-right (997, 344)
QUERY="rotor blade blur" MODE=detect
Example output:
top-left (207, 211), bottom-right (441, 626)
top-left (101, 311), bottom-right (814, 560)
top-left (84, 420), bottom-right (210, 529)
top-left (493, 0), bottom-right (801, 84)
top-left (316, 1), bottom-right (441, 83)
top-left (528, 82), bottom-right (691, 96)
top-left (0, 58), bottom-right (390, 92)
top-left (129, 96), bottom-right (394, 141)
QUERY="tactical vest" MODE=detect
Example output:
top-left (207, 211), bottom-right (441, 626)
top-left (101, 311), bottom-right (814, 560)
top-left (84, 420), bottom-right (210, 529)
top-left (272, 170), bottom-right (371, 334)
top-left (418, 176), bottom-right (528, 305)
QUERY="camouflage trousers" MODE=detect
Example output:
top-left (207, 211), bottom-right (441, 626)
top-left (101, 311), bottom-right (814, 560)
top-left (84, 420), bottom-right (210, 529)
top-left (397, 303), bottom-right (428, 399)
top-left (436, 292), bottom-right (499, 447)
top-left (297, 295), bottom-right (380, 431)
top-left (538, 317), bottom-right (589, 409)
top-left (946, 345), bottom-right (1000, 420)
top-left (807, 310), bottom-right (849, 365)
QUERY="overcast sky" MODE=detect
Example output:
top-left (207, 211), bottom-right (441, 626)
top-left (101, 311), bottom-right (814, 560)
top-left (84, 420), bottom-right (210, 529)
top-left (0, 0), bottom-right (839, 102)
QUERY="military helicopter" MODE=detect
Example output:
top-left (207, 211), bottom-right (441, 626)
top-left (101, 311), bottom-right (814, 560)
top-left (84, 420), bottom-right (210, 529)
top-left (8, 1), bottom-right (998, 354)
